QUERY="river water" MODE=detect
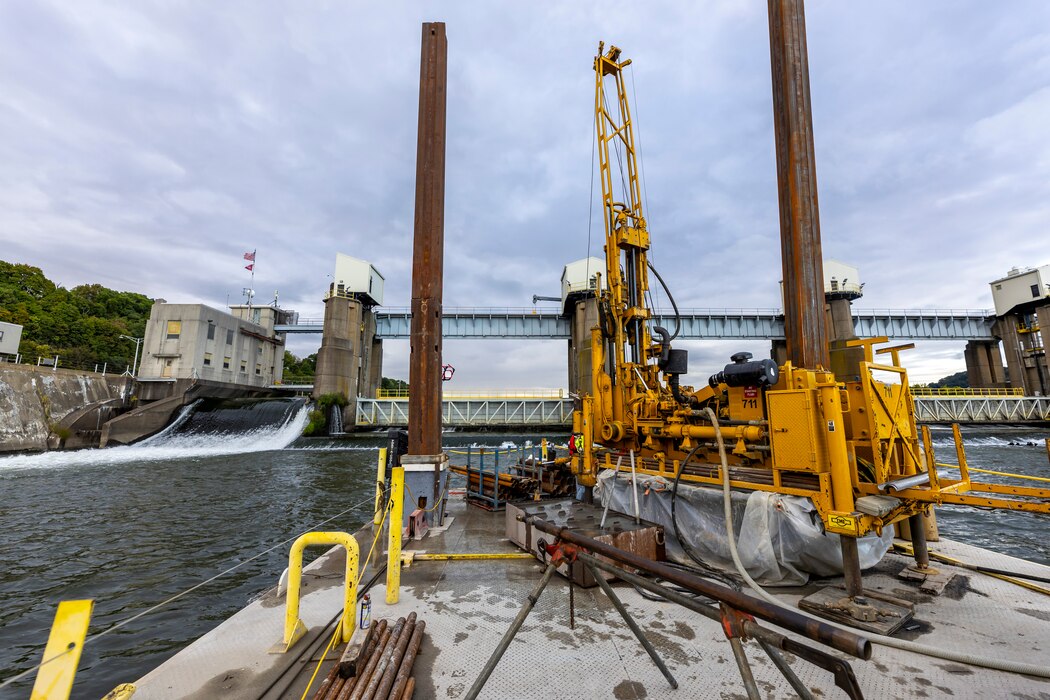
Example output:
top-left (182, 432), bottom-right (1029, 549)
top-left (0, 413), bottom-right (1046, 698)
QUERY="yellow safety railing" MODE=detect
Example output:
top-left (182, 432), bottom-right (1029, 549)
top-left (281, 532), bottom-right (359, 652)
top-left (910, 387), bottom-right (1024, 397)
top-left (375, 388), bottom-right (566, 400)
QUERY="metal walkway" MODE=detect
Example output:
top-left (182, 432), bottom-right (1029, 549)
top-left (276, 307), bottom-right (996, 340)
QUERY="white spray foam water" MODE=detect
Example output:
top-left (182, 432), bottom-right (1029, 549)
top-left (0, 403), bottom-right (311, 472)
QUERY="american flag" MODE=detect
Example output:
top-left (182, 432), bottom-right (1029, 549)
top-left (243, 251), bottom-right (256, 262)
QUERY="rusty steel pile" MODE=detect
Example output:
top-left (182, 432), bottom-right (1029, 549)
top-left (311, 614), bottom-right (426, 700)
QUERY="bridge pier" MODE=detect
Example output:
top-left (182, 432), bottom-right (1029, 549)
top-left (827, 296), bottom-right (865, 381)
top-left (313, 295), bottom-right (378, 425)
top-left (567, 297), bottom-right (599, 395)
top-left (963, 340), bottom-right (1006, 389)
top-left (996, 315), bottom-right (1049, 395)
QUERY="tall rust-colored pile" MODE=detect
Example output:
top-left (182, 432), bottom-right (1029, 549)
top-left (312, 614), bottom-right (425, 700)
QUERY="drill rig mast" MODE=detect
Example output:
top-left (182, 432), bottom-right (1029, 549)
top-left (572, 43), bottom-right (1050, 566)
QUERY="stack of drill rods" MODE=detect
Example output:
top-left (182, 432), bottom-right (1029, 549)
top-left (512, 461), bottom-right (575, 496)
top-left (313, 615), bottom-right (426, 700)
top-left (449, 464), bottom-right (539, 499)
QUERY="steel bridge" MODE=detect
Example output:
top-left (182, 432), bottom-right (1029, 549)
top-left (276, 307), bottom-right (996, 340)
top-left (340, 396), bottom-right (1050, 427)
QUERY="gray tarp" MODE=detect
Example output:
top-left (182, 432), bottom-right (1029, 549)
top-left (594, 468), bottom-right (893, 586)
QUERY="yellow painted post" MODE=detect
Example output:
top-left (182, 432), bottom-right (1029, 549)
top-left (818, 381), bottom-right (855, 512)
top-left (31, 599), bottom-right (93, 700)
top-left (541, 438), bottom-right (548, 461)
top-left (386, 466), bottom-right (405, 604)
top-left (374, 447), bottom-right (388, 526)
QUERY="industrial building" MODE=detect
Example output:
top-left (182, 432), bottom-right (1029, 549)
top-left (138, 301), bottom-right (293, 393)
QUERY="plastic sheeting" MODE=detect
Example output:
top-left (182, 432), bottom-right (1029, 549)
top-left (594, 469), bottom-right (894, 586)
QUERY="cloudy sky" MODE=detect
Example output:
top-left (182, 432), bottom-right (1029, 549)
top-left (2, 1), bottom-right (1048, 388)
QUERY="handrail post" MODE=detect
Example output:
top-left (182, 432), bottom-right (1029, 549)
top-left (386, 466), bottom-right (405, 604)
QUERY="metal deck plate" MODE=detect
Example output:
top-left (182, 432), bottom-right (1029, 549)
top-left (136, 496), bottom-right (1050, 699)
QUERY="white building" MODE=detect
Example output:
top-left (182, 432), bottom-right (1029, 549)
top-left (138, 302), bottom-right (293, 388)
top-left (0, 321), bottom-right (23, 358)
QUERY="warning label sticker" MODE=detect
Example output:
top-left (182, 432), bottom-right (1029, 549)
top-left (743, 386), bottom-right (759, 399)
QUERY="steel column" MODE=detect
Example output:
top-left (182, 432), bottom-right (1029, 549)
top-left (408, 22), bottom-right (448, 518)
top-left (768, 0), bottom-right (829, 370)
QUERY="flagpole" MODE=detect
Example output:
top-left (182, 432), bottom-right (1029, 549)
top-left (248, 248), bottom-right (256, 316)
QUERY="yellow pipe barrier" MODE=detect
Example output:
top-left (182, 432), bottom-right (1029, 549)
top-left (935, 463), bottom-right (1050, 484)
top-left (386, 466), bottom-right (405, 604)
top-left (374, 447), bottom-right (388, 526)
top-left (281, 532), bottom-right (359, 652)
top-left (412, 552), bottom-right (534, 562)
top-left (31, 599), bottom-right (93, 700)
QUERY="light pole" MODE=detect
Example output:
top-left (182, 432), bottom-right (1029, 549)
top-left (120, 335), bottom-right (143, 376)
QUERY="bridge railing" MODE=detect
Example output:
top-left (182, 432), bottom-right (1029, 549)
top-left (375, 388), bottom-right (566, 400)
top-left (910, 387), bottom-right (1025, 397)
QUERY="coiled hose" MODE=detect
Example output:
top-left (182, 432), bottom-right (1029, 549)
top-left (702, 407), bottom-right (1050, 679)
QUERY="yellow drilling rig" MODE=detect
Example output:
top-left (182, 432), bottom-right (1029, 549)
top-left (571, 42), bottom-right (1050, 605)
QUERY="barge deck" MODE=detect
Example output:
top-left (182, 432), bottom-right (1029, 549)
top-left (134, 495), bottom-right (1050, 699)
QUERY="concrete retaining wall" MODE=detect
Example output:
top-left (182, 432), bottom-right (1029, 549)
top-left (0, 364), bottom-right (128, 453)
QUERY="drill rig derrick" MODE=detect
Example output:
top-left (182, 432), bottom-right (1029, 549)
top-left (577, 42), bottom-right (697, 483)
top-left (571, 42), bottom-right (1050, 566)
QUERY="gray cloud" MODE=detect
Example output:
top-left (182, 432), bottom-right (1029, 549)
top-left (2, 1), bottom-right (1047, 386)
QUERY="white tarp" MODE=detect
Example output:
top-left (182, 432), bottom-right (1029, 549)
top-left (594, 469), bottom-right (893, 586)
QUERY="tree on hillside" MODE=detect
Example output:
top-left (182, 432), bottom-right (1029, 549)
top-left (0, 260), bottom-right (153, 370)
top-left (929, 371), bottom-right (968, 389)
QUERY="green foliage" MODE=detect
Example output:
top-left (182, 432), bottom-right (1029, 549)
top-left (381, 377), bottom-right (408, 391)
top-left (302, 392), bottom-right (349, 436)
top-left (283, 351), bottom-right (317, 379)
top-left (303, 409), bottom-right (327, 436)
top-left (929, 371), bottom-right (968, 389)
top-left (0, 260), bottom-right (152, 370)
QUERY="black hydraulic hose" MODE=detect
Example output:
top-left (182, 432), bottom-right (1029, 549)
top-left (670, 444), bottom-right (739, 589)
top-left (668, 374), bottom-right (690, 406)
top-left (647, 260), bottom-right (681, 340)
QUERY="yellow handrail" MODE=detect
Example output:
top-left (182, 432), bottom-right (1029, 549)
top-left (935, 462), bottom-right (1050, 484)
top-left (281, 532), bottom-right (359, 652)
top-left (910, 387), bottom-right (1024, 397)
top-left (375, 388), bottom-right (566, 400)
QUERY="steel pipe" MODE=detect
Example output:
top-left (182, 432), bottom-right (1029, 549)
top-left (526, 516), bottom-right (871, 659)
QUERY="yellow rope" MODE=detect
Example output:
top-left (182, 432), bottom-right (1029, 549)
top-left (358, 504), bottom-right (390, 584)
top-left (405, 481), bottom-right (448, 513)
top-left (935, 462), bottom-right (1050, 484)
top-left (299, 619), bottom-right (343, 700)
